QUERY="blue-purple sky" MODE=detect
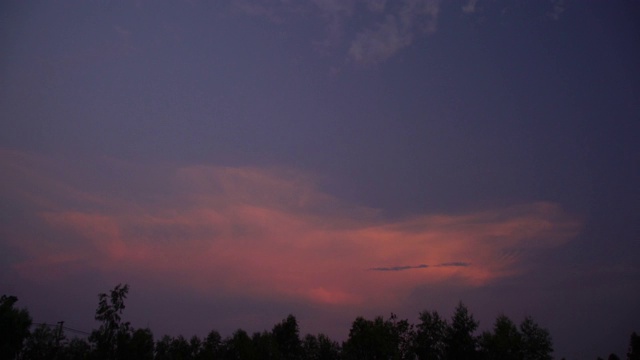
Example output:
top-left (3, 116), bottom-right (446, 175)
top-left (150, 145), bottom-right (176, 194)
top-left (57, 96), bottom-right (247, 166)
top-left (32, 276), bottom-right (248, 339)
top-left (1, 1), bottom-right (639, 358)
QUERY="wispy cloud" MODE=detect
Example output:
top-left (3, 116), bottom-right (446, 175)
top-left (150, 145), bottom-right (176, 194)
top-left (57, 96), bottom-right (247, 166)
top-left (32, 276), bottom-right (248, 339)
top-left (547, 0), bottom-right (566, 21)
top-left (230, 0), bottom-right (569, 65)
top-left (370, 264), bottom-right (429, 271)
top-left (231, 0), bottom-right (440, 65)
top-left (347, 0), bottom-right (440, 64)
top-left (1, 150), bottom-right (582, 307)
top-left (462, 0), bottom-right (478, 14)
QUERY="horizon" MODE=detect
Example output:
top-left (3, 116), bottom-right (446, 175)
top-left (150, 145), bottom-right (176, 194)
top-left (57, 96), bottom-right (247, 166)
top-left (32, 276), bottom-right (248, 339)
top-left (1, 1), bottom-right (639, 359)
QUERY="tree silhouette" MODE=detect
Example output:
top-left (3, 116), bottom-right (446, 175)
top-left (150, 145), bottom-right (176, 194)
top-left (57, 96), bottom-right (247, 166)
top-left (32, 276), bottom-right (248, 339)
top-left (4, 285), bottom-right (605, 359)
top-left (63, 337), bottom-right (92, 360)
top-left (22, 323), bottom-right (66, 360)
top-left (168, 335), bottom-right (191, 359)
top-left (223, 329), bottom-right (256, 360)
top-left (253, 330), bottom-right (279, 360)
top-left (302, 333), bottom-right (341, 360)
top-left (343, 316), bottom-right (387, 360)
top-left (89, 283), bottom-right (132, 359)
top-left (445, 302), bottom-right (479, 360)
top-left (272, 314), bottom-right (302, 360)
top-left (414, 310), bottom-right (447, 360)
top-left (0, 295), bottom-right (32, 360)
top-left (629, 332), bottom-right (640, 360)
top-left (154, 335), bottom-right (173, 360)
top-left (200, 330), bottom-right (223, 359)
top-left (128, 328), bottom-right (154, 360)
top-left (478, 315), bottom-right (522, 360)
top-left (343, 313), bottom-right (413, 360)
top-left (519, 316), bottom-right (552, 360)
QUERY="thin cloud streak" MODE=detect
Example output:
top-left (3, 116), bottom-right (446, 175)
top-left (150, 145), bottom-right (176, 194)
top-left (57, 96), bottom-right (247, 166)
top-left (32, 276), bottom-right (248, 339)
top-left (437, 262), bottom-right (470, 267)
top-left (1, 150), bottom-right (582, 308)
top-left (369, 264), bottom-right (429, 271)
top-left (369, 262), bottom-right (470, 271)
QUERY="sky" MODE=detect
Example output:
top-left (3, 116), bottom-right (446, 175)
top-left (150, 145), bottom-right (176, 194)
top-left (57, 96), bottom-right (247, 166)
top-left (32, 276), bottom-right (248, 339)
top-left (1, 0), bottom-right (639, 358)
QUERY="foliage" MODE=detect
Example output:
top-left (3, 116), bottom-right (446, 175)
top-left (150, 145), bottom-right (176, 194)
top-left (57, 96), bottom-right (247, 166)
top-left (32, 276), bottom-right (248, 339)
top-left (64, 338), bottom-right (92, 360)
top-left (22, 323), bottom-right (66, 360)
top-left (302, 333), bottom-right (341, 360)
top-left (272, 314), bottom-right (302, 360)
top-left (0, 295), bottom-right (32, 360)
top-left (223, 329), bottom-right (256, 360)
top-left (200, 330), bottom-right (222, 359)
top-left (445, 302), bottom-right (479, 360)
top-left (7, 286), bottom-right (638, 360)
top-left (478, 315), bottom-right (522, 360)
top-left (129, 328), bottom-right (154, 360)
top-left (343, 313), bottom-right (414, 360)
top-left (414, 310), bottom-right (447, 360)
top-left (89, 283), bottom-right (132, 359)
top-left (629, 332), bottom-right (640, 360)
top-left (519, 316), bottom-right (553, 360)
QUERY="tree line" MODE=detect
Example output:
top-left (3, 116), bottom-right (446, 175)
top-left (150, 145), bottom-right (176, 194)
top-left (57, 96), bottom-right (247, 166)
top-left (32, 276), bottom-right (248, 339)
top-left (1, 284), bottom-right (638, 360)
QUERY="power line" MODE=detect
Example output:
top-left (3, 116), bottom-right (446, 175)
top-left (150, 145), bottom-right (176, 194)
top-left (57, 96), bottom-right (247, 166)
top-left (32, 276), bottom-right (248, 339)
top-left (31, 322), bottom-right (91, 336)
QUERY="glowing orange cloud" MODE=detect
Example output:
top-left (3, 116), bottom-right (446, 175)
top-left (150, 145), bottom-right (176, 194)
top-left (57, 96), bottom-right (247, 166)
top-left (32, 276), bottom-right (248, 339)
top-left (0, 150), bottom-right (581, 308)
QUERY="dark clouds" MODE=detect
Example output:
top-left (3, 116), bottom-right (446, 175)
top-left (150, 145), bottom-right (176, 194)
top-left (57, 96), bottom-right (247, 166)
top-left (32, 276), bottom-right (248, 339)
top-left (370, 264), bottom-right (430, 271)
top-left (369, 262), bottom-right (470, 271)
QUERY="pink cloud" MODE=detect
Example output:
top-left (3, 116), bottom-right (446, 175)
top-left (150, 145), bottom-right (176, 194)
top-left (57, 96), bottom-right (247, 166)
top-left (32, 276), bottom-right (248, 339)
top-left (1, 150), bottom-right (581, 308)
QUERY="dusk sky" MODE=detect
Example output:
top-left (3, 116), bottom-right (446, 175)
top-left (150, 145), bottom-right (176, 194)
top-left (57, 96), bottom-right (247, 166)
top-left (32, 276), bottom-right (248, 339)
top-left (1, 1), bottom-right (639, 358)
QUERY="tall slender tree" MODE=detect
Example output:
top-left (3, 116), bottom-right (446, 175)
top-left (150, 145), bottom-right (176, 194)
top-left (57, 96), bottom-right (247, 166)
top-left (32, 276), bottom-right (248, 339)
top-left (89, 284), bottom-right (132, 359)
top-left (445, 302), bottom-right (479, 360)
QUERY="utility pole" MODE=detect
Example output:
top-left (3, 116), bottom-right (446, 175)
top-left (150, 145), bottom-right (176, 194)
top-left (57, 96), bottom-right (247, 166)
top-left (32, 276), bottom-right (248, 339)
top-left (55, 321), bottom-right (65, 348)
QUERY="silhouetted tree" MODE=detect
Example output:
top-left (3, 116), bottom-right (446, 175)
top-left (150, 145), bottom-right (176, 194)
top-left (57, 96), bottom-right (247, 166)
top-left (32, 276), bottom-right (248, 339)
top-left (223, 329), bottom-right (256, 360)
top-left (190, 335), bottom-right (204, 359)
top-left (128, 328), bottom-right (154, 360)
top-left (22, 323), bottom-right (66, 360)
top-left (608, 354), bottom-right (621, 360)
top-left (302, 333), bottom-right (341, 360)
top-left (302, 334), bottom-right (319, 359)
top-left (89, 284), bottom-right (132, 359)
top-left (445, 302), bottom-right (479, 360)
top-left (199, 330), bottom-right (222, 359)
top-left (155, 334), bottom-right (200, 360)
top-left (519, 316), bottom-right (552, 360)
top-left (0, 295), bottom-right (32, 360)
top-left (250, 331), bottom-right (277, 360)
top-left (155, 335), bottom-right (173, 360)
top-left (390, 314), bottom-right (415, 360)
top-left (63, 337), bottom-right (92, 360)
top-left (2, 286), bottom-right (568, 360)
top-left (272, 314), bottom-right (302, 360)
top-left (343, 313), bottom-right (413, 360)
top-left (478, 315), bottom-right (522, 360)
top-left (628, 332), bottom-right (640, 360)
top-left (414, 310), bottom-right (447, 360)
top-left (343, 316), bottom-right (386, 360)
top-left (316, 333), bottom-right (341, 360)
top-left (169, 335), bottom-right (192, 360)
